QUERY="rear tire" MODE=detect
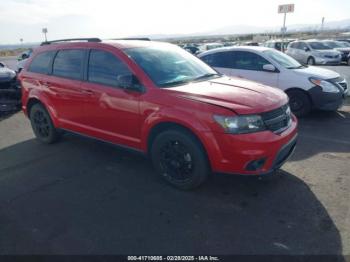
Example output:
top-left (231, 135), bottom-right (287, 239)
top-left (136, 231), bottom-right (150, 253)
top-left (151, 129), bottom-right (210, 190)
top-left (287, 90), bottom-right (312, 117)
top-left (29, 103), bottom-right (60, 144)
top-left (307, 57), bottom-right (315, 65)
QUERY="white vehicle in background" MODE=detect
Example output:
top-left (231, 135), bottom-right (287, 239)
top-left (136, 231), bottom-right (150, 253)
top-left (285, 40), bottom-right (341, 65)
top-left (16, 49), bottom-right (33, 72)
top-left (198, 46), bottom-right (348, 117)
top-left (198, 43), bottom-right (224, 53)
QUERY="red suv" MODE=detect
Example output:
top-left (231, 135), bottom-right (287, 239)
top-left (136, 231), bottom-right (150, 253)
top-left (19, 38), bottom-right (298, 189)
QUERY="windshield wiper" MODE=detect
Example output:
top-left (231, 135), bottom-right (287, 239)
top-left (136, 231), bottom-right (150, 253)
top-left (159, 73), bottom-right (221, 87)
top-left (158, 79), bottom-right (192, 87)
top-left (192, 73), bottom-right (221, 81)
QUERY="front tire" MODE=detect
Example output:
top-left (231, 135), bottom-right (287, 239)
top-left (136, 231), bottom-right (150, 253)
top-left (287, 90), bottom-right (312, 117)
top-left (29, 103), bottom-right (60, 144)
top-left (151, 129), bottom-right (210, 190)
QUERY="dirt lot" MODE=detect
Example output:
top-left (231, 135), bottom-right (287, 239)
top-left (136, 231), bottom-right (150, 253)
top-left (0, 58), bottom-right (349, 256)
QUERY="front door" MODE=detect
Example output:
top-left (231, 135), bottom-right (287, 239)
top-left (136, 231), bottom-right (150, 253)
top-left (229, 51), bottom-right (279, 88)
top-left (80, 49), bottom-right (142, 149)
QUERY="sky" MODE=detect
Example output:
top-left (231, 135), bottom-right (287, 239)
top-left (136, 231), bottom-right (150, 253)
top-left (0, 0), bottom-right (350, 44)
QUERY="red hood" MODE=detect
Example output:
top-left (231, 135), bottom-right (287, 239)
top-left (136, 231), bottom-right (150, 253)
top-left (165, 76), bottom-right (288, 114)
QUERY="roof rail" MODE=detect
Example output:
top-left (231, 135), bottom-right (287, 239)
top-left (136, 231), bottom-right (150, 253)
top-left (40, 38), bottom-right (102, 46)
top-left (109, 37), bottom-right (151, 41)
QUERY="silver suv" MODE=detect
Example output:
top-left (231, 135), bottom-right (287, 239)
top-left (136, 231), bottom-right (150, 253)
top-left (286, 40), bottom-right (341, 65)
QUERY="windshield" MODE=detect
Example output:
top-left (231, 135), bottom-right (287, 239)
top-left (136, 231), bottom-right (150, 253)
top-left (323, 41), bottom-right (343, 48)
top-left (264, 49), bottom-right (303, 69)
top-left (337, 41), bottom-right (350, 47)
top-left (309, 42), bottom-right (332, 50)
top-left (125, 45), bottom-right (219, 87)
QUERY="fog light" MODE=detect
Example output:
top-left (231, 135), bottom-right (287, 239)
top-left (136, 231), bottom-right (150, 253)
top-left (246, 158), bottom-right (266, 171)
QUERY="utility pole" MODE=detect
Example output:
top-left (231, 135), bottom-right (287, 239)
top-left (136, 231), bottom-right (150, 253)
top-left (321, 17), bottom-right (325, 33)
top-left (278, 4), bottom-right (295, 52)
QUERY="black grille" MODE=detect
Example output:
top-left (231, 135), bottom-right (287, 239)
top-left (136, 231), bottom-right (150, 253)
top-left (339, 82), bottom-right (348, 91)
top-left (261, 104), bottom-right (291, 133)
top-left (325, 55), bottom-right (339, 59)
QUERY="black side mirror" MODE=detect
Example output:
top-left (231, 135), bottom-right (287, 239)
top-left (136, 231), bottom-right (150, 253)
top-left (304, 47), bottom-right (310, 52)
top-left (118, 74), bottom-right (144, 92)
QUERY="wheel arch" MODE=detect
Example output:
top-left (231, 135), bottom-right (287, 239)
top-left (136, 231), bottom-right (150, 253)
top-left (307, 56), bottom-right (315, 64)
top-left (285, 87), bottom-right (313, 106)
top-left (146, 121), bottom-right (212, 171)
top-left (26, 97), bottom-right (59, 127)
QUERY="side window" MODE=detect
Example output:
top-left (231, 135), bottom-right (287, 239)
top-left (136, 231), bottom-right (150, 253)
top-left (232, 51), bottom-right (270, 71)
top-left (289, 42), bottom-right (297, 49)
top-left (28, 51), bottom-right (55, 74)
top-left (299, 42), bottom-right (307, 50)
top-left (201, 52), bottom-right (233, 68)
top-left (52, 50), bottom-right (85, 80)
top-left (275, 43), bottom-right (281, 50)
top-left (88, 50), bottom-right (133, 87)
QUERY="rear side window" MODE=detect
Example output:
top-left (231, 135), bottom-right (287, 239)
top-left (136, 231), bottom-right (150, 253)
top-left (28, 51), bottom-right (55, 74)
top-left (201, 52), bottom-right (233, 68)
top-left (232, 51), bottom-right (270, 71)
top-left (88, 50), bottom-right (132, 87)
top-left (53, 50), bottom-right (85, 80)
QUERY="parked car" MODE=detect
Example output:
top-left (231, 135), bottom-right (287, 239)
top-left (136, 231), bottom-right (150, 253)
top-left (322, 40), bottom-right (350, 65)
top-left (199, 43), bottom-right (224, 52)
top-left (18, 38), bottom-right (297, 189)
top-left (199, 46), bottom-right (348, 117)
top-left (286, 40), bottom-right (341, 65)
top-left (183, 45), bottom-right (200, 55)
top-left (243, 42), bottom-right (259, 46)
top-left (0, 61), bottom-right (21, 113)
top-left (264, 39), bottom-right (294, 52)
top-left (16, 49), bottom-right (33, 72)
top-left (0, 62), bottom-right (16, 88)
top-left (223, 42), bottom-right (237, 47)
top-left (337, 39), bottom-right (350, 44)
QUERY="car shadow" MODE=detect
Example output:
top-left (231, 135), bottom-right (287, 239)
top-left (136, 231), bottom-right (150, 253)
top-left (289, 107), bottom-right (350, 162)
top-left (0, 135), bottom-right (343, 256)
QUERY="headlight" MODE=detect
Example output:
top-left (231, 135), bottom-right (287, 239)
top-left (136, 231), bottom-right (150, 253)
top-left (213, 115), bottom-right (266, 134)
top-left (309, 77), bottom-right (340, 93)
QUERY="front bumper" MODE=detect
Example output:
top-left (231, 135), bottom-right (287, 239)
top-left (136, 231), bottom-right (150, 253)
top-left (308, 86), bottom-right (347, 111)
top-left (315, 57), bottom-right (341, 65)
top-left (205, 115), bottom-right (298, 175)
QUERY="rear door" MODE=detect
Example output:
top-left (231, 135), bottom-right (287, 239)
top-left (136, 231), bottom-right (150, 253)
top-left (286, 42), bottom-right (299, 61)
top-left (229, 51), bottom-right (279, 87)
top-left (21, 50), bottom-right (56, 113)
top-left (47, 49), bottom-right (87, 128)
top-left (80, 49), bottom-right (142, 148)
